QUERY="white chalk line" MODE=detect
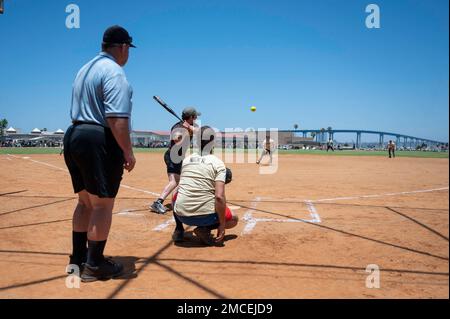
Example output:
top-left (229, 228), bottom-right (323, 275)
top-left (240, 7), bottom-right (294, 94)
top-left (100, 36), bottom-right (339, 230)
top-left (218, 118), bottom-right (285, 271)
top-left (242, 213), bottom-right (258, 235)
top-left (243, 215), bottom-right (318, 224)
top-left (8, 154), bottom-right (69, 172)
top-left (7, 154), bottom-right (160, 197)
top-left (119, 185), bottom-right (160, 197)
top-left (239, 186), bottom-right (449, 235)
top-left (306, 201), bottom-right (321, 223)
top-left (310, 187), bottom-right (449, 203)
top-left (117, 209), bottom-right (144, 217)
top-left (152, 218), bottom-right (175, 231)
top-left (242, 197), bottom-right (262, 235)
top-left (241, 198), bottom-right (322, 235)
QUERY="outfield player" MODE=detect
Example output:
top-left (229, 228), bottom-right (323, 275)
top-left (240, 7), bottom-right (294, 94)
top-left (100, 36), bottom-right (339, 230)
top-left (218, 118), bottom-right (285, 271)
top-left (387, 140), bottom-right (396, 158)
top-left (256, 133), bottom-right (275, 165)
top-left (150, 107), bottom-right (200, 214)
top-left (327, 139), bottom-right (334, 152)
top-left (65, 26), bottom-right (136, 282)
top-left (172, 126), bottom-right (239, 245)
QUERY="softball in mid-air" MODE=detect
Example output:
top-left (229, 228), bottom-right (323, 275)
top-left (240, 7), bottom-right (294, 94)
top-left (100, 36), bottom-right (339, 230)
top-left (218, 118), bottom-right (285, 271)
top-left (250, 106), bottom-right (256, 112)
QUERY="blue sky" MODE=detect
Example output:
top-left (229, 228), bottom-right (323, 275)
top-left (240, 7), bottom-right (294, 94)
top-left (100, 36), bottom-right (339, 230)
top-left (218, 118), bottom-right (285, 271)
top-left (0, 0), bottom-right (448, 142)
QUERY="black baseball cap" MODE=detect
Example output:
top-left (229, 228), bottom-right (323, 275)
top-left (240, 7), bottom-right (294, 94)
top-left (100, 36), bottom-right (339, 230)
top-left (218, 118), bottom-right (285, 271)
top-left (103, 25), bottom-right (136, 48)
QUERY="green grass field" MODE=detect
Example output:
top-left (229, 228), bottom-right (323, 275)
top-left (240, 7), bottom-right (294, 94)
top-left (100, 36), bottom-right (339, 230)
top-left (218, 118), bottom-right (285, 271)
top-left (0, 147), bottom-right (448, 158)
top-left (277, 149), bottom-right (449, 158)
top-left (0, 147), bottom-right (62, 155)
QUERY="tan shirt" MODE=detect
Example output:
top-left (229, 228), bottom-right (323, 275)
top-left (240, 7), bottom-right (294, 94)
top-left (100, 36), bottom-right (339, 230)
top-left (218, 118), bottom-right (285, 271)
top-left (388, 142), bottom-right (396, 150)
top-left (174, 153), bottom-right (226, 217)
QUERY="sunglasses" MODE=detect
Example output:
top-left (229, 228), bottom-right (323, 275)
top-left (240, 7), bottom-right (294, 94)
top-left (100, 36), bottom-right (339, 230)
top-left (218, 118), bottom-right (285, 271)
top-left (108, 43), bottom-right (131, 48)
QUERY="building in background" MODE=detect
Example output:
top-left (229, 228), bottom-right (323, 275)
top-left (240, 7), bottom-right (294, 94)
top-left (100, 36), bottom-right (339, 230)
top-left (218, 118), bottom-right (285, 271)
top-left (0, 127), bottom-right (65, 147)
top-left (131, 130), bottom-right (170, 148)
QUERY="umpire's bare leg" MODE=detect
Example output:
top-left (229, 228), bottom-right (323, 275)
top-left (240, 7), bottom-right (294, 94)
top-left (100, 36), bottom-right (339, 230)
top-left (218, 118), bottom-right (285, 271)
top-left (71, 190), bottom-right (92, 262)
top-left (71, 189), bottom-right (123, 283)
top-left (71, 190), bottom-right (114, 267)
top-left (86, 194), bottom-right (114, 241)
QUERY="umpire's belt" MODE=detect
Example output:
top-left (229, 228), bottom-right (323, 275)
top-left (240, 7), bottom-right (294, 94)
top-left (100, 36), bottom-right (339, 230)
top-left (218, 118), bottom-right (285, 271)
top-left (72, 121), bottom-right (104, 127)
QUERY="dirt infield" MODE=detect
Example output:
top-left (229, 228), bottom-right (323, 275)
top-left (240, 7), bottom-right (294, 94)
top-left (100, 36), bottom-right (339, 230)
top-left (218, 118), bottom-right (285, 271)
top-left (0, 152), bottom-right (448, 299)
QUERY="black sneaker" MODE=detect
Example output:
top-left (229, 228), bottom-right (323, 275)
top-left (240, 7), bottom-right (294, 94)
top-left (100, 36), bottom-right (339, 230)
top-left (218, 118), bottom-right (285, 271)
top-left (67, 254), bottom-right (86, 274)
top-left (150, 201), bottom-right (167, 214)
top-left (81, 258), bottom-right (124, 282)
top-left (172, 229), bottom-right (185, 243)
top-left (194, 227), bottom-right (214, 246)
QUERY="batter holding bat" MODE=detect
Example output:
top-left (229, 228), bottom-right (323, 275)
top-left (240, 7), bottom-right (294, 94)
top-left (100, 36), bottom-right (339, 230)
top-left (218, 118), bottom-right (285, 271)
top-left (150, 101), bottom-right (201, 214)
top-left (171, 126), bottom-right (239, 245)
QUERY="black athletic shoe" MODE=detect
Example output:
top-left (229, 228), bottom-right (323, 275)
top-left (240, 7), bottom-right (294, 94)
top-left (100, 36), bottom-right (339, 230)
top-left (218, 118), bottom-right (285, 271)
top-left (172, 229), bottom-right (185, 243)
top-left (67, 254), bottom-right (86, 274)
top-left (81, 258), bottom-right (124, 282)
top-left (194, 227), bottom-right (214, 246)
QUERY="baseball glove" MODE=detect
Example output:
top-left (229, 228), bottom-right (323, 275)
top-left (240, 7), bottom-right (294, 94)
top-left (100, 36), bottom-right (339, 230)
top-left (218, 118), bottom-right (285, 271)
top-left (225, 168), bottom-right (232, 184)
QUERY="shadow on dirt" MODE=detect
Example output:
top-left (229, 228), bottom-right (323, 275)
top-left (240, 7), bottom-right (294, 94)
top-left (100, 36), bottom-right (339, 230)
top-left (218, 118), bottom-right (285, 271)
top-left (174, 232), bottom-right (238, 248)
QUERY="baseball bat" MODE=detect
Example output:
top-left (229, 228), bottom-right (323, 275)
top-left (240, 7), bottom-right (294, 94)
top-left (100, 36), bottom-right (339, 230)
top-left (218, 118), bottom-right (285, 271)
top-left (153, 96), bottom-right (183, 122)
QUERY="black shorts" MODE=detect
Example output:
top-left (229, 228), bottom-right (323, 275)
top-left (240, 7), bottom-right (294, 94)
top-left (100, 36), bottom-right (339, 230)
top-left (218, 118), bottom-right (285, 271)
top-left (63, 123), bottom-right (124, 198)
top-left (164, 149), bottom-right (183, 175)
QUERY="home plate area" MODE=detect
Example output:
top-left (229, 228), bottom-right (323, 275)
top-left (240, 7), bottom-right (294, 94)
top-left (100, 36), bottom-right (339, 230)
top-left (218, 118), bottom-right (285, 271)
top-left (238, 197), bottom-right (321, 235)
top-left (151, 197), bottom-right (322, 235)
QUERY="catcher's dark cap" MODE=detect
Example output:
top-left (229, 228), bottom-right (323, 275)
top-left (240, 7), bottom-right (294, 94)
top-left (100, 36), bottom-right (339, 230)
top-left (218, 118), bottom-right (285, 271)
top-left (103, 25), bottom-right (136, 48)
top-left (182, 107), bottom-right (201, 119)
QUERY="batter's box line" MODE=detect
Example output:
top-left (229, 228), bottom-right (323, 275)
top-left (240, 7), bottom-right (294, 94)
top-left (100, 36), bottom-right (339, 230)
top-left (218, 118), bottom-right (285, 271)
top-left (6, 154), bottom-right (160, 197)
top-left (152, 218), bottom-right (175, 231)
top-left (241, 197), bottom-right (321, 235)
top-left (117, 209), bottom-right (145, 217)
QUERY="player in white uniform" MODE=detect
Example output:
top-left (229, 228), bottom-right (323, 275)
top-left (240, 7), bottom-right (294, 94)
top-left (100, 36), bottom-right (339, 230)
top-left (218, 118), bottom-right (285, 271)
top-left (257, 134), bottom-right (275, 165)
top-left (387, 140), bottom-right (396, 158)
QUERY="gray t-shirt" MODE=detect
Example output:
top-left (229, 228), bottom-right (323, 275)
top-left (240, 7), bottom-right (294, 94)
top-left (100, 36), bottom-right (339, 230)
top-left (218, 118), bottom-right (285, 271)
top-left (70, 52), bottom-right (133, 127)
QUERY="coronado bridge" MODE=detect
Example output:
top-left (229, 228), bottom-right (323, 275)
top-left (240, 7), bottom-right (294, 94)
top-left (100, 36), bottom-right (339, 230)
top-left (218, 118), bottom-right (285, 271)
top-left (279, 129), bottom-right (447, 149)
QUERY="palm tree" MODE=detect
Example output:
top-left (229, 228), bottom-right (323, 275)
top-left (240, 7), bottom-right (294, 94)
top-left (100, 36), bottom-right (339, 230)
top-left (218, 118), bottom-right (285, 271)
top-left (291, 124), bottom-right (299, 144)
top-left (320, 128), bottom-right (326, 142)
top-left (0, 118), bottom-right (8, 137)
